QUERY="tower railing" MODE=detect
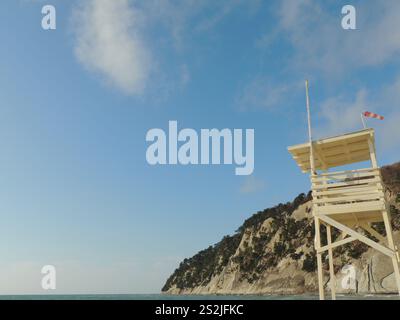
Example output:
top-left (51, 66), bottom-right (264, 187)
top-left (311, 167), bottom-right (385, 216)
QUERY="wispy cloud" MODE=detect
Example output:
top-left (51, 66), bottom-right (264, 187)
top-left (245, 0), bottom-right (400, 154)
top-left (315, 79), bottom-right (400, 151)
top-left (71, 0), bottom-right (260, 96)
top-left (275, 0), bottom-right (400, 76)
top-left (240, 175), bottom-right (264, 194)
top-left (195, 0), bottom-right (259, 32)
top-left (179, 64), bottom-right (190, 86)
top-left (315, 89), bottom-right (368, 138)
top-left (235, 77), bottom-right (300, 111)
top-left (72, 0), bottom-right (150, 95)
top-left (141, 0), bottom-right (259, 49)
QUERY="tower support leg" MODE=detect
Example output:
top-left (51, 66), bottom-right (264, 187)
top-left (327, 225), bottom-right (336, 300)
top-left (314, 216), bottom-right (325, 300)
top-left (382, 210), bottom-right (400, 296)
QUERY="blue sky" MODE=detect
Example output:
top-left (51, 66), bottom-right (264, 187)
top-left (0, 0), bottom-right (399, 294)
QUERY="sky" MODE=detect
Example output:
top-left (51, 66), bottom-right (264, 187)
top-left (0, 0), bottom-right (399, 294)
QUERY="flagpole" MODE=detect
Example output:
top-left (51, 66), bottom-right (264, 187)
top-left (361, 113), bottom-right (367, 129)
top-left (305, 80), bottom-right (324, 300)
top-left (305, 80), bottom-right (315, 175)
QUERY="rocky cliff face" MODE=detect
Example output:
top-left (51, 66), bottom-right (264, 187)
top-left (162, 162), bottom-right (400, 295)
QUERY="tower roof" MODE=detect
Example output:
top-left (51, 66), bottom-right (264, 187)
top-left (287, 128), bottom-right (375, 173)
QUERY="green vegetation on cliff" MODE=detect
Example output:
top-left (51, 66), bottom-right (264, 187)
top-left (162, 192), bottom-right (312, 291)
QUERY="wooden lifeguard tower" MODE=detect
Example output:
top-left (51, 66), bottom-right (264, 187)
top-left (287, 81), bottom-right (400, 300)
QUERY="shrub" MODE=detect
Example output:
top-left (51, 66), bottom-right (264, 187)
top-left (302, 253), bottom-right (317, 272)
top-left (273, 241), bottom-right (286, 257)
top-left (290, 252), bottom-right (303, 260)
top-left (346, 241), bottom-right (369, 259)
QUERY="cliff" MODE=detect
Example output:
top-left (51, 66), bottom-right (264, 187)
top-left (162, 162), bottom-right (400, 295)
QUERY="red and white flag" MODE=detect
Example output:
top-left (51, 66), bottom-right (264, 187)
top-left (363, 111), bottom-right (384, 120)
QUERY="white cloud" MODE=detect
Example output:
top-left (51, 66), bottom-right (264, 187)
top-left (315, 89), bottom-right (368, 138)
top-left (315, 80), bottom-right (400, 151)
top-left (247, 1), bottom-right (400, 156)
top-left (276, 0), bottom-right (400, 76)
top-left (279, 0), bottom-right (313, 30)
top-left (379, 112), bottom-right (400, 150)
top-left (72, 0), bottom-right (150, 95)
top-left (71, 0), bottom-right (260, 96)
top-left (367, 79), bottom-right (400, 150)
top-left (240, 175), bottom-right (264, 194)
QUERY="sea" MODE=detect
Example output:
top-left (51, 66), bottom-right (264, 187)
top-left (0, 294), bottom-right (398, 300)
